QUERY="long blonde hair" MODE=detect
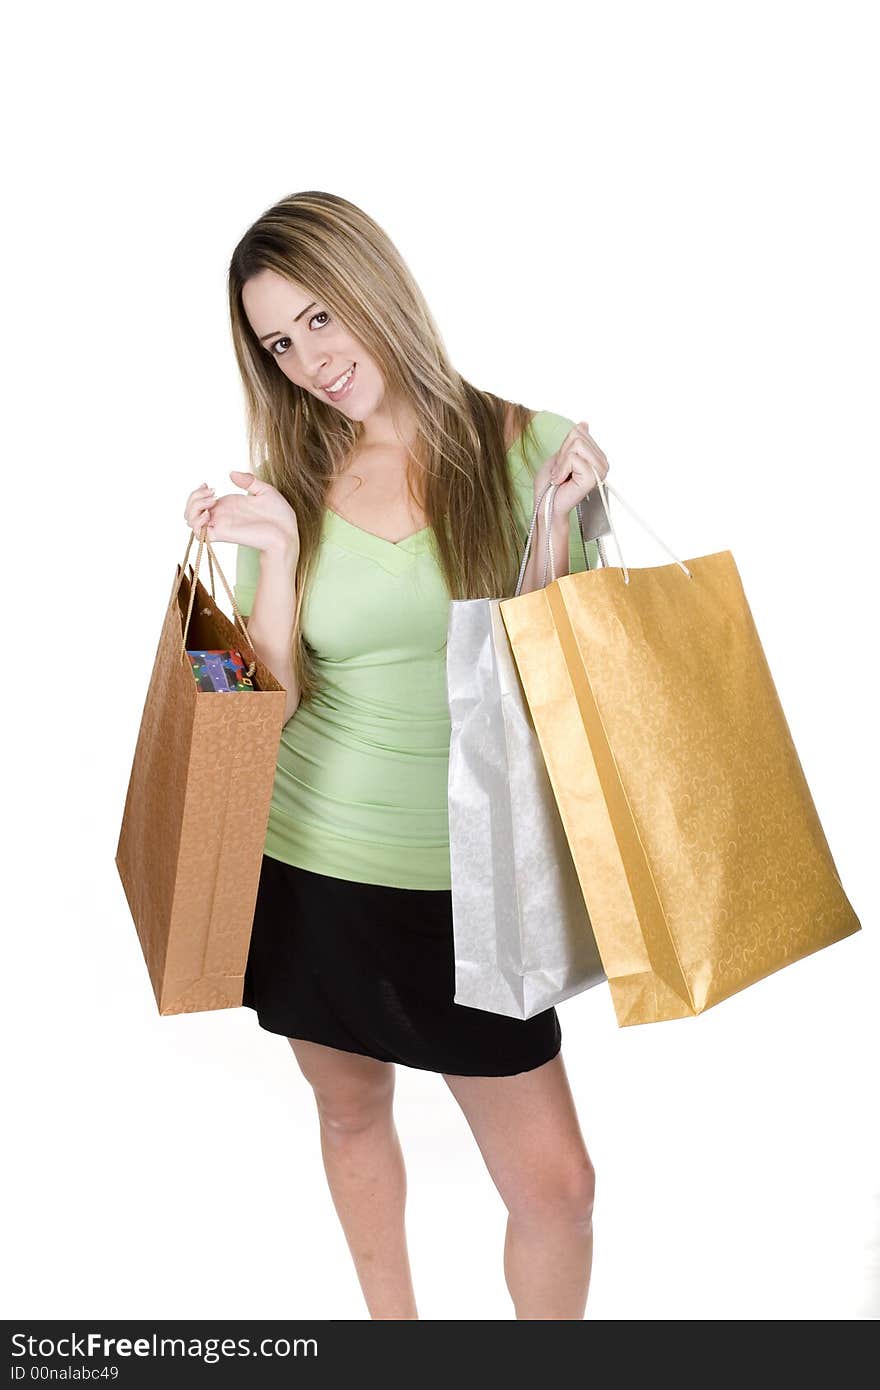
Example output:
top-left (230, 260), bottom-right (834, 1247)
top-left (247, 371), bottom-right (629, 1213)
top-left (227, 190), bottom-right (541, 705)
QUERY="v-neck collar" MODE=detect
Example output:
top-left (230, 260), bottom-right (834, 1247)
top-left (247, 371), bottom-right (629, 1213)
top-left (324, 509), bottom-right (433, 550)
top-left (321, 417), bottom-right (539, 573)
top-left (322, 509), bottom-right (435, 573)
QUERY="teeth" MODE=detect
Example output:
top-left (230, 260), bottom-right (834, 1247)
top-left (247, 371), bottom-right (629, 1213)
top-left (326, 365), bottom-right (354, 392)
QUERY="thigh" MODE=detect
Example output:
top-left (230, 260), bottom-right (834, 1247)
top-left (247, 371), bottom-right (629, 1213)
top-left (288, 1037), bottom-right (396, 1126)
top-left (441, 1051), bottom-right (594, 1214)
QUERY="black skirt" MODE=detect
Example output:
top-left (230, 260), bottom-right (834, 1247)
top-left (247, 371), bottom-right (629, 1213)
top-left (242, 852), bottom-right (562, 1078)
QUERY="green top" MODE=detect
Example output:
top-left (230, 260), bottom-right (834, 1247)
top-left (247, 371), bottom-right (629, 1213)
top-left (234, 410), bottom-right (598, 889)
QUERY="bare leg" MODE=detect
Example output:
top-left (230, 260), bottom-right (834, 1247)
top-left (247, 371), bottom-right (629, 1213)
top-left (442, 1050), bottom-right (595, 1319)
top-left (288, 1037), bottom-right (418, 1319)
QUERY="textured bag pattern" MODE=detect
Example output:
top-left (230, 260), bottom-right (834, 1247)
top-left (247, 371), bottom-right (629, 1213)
top-left (499, 548), bottom-right (861, 1026)
top-left (115, 560), bottom-right (286, 1015)
top-left (447, 597), bottom-right (606, 1020)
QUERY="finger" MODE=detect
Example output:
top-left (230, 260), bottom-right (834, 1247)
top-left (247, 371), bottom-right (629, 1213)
top-left (570, 439), bottom-right (608, 471)
top-left (230, 470), bottom-right (256, 491)
top-left (186, 499), bottom-right (218, 527)
top-left (566, 459), bottom-right (608, 493)
top-left (575, 434), bottom-right (606, 462)
top-left (576, 461), bottom-right (609, 487)
top-left (186, 484), bottom-right (216, 508)
top-left (561, 434), bottom-right (603, 468)
top-left (571, 423), bottom-right (606, 459)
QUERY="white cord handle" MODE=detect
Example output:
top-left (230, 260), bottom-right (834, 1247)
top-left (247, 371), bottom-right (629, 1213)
top-left (514, 484), bottom-right (598, 596)
top-left (536, 466), bottom-right (693, 587)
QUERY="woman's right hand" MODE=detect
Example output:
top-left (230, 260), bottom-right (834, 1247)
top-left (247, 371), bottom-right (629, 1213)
top-left (183, 471), bottom-right (300, 557)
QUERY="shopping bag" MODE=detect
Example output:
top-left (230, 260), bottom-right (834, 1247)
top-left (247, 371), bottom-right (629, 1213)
top-left (447, 491), bottom-right (609, 1019)
top-left (499, 475), bottom-right (862, 1026)
top-left (115, 528), bottom-right (287, 1015)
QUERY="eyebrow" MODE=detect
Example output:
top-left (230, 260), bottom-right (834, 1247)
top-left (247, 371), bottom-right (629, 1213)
top-left (258, 302), bottom-right (318, 343)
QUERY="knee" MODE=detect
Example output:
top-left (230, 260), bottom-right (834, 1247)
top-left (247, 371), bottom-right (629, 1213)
top-left (314, 1074), bottom-right (395, 1136)
top-left (508, 1155), bottom-right (596, 1228)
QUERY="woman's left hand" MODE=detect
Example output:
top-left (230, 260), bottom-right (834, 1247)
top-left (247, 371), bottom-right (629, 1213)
top-left (532, 421), bottom-right (610, 519)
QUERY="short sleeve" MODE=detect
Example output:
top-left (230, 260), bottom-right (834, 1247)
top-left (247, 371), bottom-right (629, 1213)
top-left (508, 411), bottom-right (600, 575)
top-left (234, 543), bottom-right (261, 617)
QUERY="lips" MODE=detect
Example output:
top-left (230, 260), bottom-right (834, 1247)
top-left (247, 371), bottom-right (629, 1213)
top-left (322, 363), bottom-right (356, 399)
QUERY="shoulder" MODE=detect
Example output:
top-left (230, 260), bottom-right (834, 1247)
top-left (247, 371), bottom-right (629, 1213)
top-left (506, 408), bottom-right (577, 474)
top-left (530, 409), bottom-right (576, 445)
top-left (503, 404), bottom-right (575, 443)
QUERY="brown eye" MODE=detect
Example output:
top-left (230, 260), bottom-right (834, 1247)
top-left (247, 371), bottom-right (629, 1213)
top-left (269, 310), bottom-right (329, 357)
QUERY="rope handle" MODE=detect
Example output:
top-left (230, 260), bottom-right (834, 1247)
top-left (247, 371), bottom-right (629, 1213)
top-left (514, 486), bottom-right (596, 597)
top-left (514, 464), bottom-right (692, 594)
top-left (171, 527), bottom-right (258, 678)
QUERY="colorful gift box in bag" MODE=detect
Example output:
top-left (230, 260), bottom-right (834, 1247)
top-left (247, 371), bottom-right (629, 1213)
top-left (499, 475), bottom-right (861, 1026)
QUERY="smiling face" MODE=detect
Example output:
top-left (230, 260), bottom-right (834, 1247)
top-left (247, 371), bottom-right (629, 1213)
top-left (242, 267), bottom-right (391, 422)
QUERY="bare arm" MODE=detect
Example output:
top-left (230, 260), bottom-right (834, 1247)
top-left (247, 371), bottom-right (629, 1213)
top-left (243, 537), bottom-right (302, 724)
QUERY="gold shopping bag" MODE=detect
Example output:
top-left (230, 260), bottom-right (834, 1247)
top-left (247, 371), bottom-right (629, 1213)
top-left (499, 478), bottom-right (861, 1026)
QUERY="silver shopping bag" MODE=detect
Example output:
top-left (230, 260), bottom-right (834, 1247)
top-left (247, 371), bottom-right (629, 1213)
top-left (446, 487), bottom-right (610, 1019)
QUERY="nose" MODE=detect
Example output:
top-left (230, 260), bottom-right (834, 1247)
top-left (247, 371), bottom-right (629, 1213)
top-left (300, 348), bottom-right (332, 386)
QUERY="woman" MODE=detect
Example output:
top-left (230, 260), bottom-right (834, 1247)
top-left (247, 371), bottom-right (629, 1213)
top-left (183, 190), bottom-right (610, 1320)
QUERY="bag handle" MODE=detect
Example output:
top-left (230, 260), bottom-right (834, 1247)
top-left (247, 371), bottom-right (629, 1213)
top-left (514, 488), bottom-right (601, 597)
top-left (576, 470), bottom-right (692, 583)
top-left (515, 465), bottom-right (692, 593)
top-left (172, 526), bottom-right (258, 677)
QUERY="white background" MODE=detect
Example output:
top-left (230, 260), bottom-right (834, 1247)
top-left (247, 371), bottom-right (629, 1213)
top-left (4, 0), bottom-right (877, 1321)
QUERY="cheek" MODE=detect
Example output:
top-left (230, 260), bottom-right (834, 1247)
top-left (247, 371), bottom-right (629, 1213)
top-left (354, 354), bottom-right (379, 386)
top-left (346, 341), bottom-right (369, 368)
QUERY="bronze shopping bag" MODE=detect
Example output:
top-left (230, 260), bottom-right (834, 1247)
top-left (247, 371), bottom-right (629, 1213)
top-left (115, 529), bottom-right (287, 1015)
top-left (499, 477), bottom-right (862, 1026)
